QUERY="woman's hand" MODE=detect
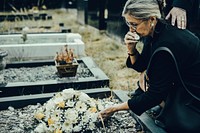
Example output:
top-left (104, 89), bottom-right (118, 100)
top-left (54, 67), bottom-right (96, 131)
top-left (165, 7), bottom-right (187, 29)
top-left (99, 106), bottom-right (116, 119)
top-left (124, 31), bottom-right (140, 44)
top-left (99, 102), bottom-right (129, 119)
top-left (124, 31), bottom-right (139, 54)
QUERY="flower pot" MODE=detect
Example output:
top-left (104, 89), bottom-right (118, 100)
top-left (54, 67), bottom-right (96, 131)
top-left (55, 59), bottom-right (79, 77)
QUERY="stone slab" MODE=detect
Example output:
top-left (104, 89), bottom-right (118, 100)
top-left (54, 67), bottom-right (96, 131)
top-left (0, 33), bottom-right (85, 59)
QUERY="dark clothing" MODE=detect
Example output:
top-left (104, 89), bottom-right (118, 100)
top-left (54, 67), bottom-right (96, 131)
top-left (164, 0), bottom-right (200, 38)
top-left (164, 0), bottom-right (194, 15)
top-left (126, 19), bottom-right (200, 115)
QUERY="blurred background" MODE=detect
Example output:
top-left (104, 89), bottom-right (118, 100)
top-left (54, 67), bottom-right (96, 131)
top-left (0, 0), bottom-right (130, 42)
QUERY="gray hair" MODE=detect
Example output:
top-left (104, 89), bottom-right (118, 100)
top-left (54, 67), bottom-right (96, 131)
top-left (122, 0), bottom-right (161, 19)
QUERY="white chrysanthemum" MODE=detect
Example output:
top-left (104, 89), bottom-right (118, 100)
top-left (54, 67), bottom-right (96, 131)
top-left (66, 100), bottom-right (75, 107)
top-left (51, 110), bottom-right (62, 122)
top-left (53, 97), bottom-right (64, 104)
top-left (48, 122), bottom-right (61, 132)
top-left (88, 122), bottom-right (96, 130)
top-left (79, 92), bottom-right (90, 102)
top-left (62, 88), bottom-right (75, 93)
top-left (73, 125), bottom-right (82, 132)
top-left (64, 108), bottom-right (78, 123)
top-left (54, 122), bottom-right (62, 129)
top-left (45, 99), bottom-right (56, 111)
top-left (85, 111), bottom-right (98, 122)
top-left (48, 123), bottom-right (57, 132)
top-left (75, 101), bottom-right (87, 112)
top-left (81, 114), bottom-right (90, 123)
top-left (62, 120), bottom-right (73, 132)
top-left (34, 121), bottom-right (47, 133)
top-left (44, 111), bottom-right (51, 121)
top-left (34, 107), bottom-right (44, 114)
top-left (74, 91), bottom-right (81, 97)
top-left (88, 99), bottom-right (96, 107)
top-left (62, 89), bottom-right (76, 100)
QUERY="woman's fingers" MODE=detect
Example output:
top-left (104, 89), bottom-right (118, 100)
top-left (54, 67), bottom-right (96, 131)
top-left (124, 32), bottom-right (139, 44)
top-left (99, 107), bottom-right (115, 119)
top-left (125, 39), bottom-right (138, 44)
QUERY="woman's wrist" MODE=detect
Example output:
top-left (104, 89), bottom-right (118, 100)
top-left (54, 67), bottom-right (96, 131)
top-left (128, 49), bottom-right (138, 56)
top-left (114, 102), bottom-right (129, 112)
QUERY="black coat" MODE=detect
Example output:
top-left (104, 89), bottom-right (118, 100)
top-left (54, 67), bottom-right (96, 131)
top-left (164, 0), bottom-right (200, 36)
top-left (126, 19), bottom-right (200, 115)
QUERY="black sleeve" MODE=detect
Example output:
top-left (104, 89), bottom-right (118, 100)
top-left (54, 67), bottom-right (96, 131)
top-left (128, 51), bottom-right (176, 115)
top-left (172, 0), bottom-right (194, 11)
top-left (126, 55), bottom-right (148, 73)
top-left (126, 41), bottom-right (151, 72)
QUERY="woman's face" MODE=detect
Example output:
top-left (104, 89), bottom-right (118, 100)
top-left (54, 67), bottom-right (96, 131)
top-left (124, 14), bottom-right (152, 37)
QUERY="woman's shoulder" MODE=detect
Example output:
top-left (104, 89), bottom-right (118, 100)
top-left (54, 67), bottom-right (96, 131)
top-left (160, 21), bottom-right (199, 45)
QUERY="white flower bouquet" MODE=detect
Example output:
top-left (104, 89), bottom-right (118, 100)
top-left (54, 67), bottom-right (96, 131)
top-left (34, 89), bottom-right (109, 133)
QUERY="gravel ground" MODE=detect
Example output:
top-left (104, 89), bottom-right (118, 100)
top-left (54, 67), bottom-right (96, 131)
top-left (3, 62), bottom-right (93, 83)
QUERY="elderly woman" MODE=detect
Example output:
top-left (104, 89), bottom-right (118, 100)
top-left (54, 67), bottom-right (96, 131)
top-left (100, 0), bottom-right (200, 132)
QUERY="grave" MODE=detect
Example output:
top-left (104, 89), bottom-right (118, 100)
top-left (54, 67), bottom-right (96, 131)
top-left (0, 33), bottom-right (85, 60)
top-left (0, 88), bottom-right (166, 133)
top-left (0, 57), bottom-right (109, 97)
